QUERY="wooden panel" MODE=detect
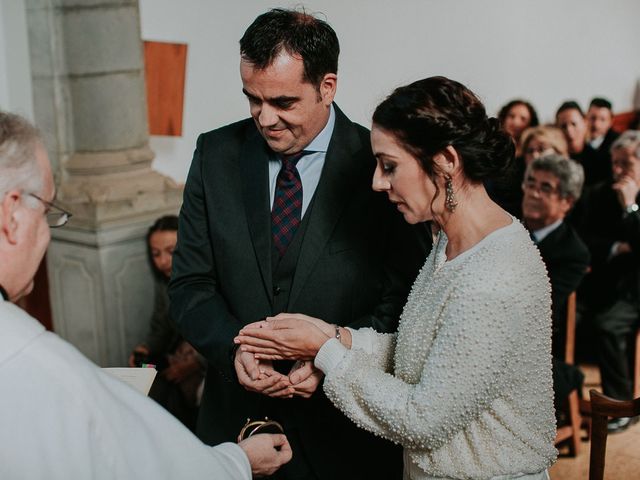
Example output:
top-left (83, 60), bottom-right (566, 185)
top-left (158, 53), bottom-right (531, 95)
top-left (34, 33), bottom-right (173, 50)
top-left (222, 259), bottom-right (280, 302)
top-left (144, 41), bottom-right (187, 136)
top-left (612, 110), bottom-right (638, 133)
top-left (16, 254), bottom-right (53, 330)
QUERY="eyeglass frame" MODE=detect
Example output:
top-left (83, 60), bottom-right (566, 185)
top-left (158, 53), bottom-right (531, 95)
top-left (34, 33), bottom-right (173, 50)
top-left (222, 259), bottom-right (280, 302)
top-left (29, 193), bottom-right (72, 228)
top-left (521, 177), bottom-right (564, 198)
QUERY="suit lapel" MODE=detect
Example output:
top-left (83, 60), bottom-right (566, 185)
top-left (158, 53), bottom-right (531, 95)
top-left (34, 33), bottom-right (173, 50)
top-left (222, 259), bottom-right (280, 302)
top-left (289, 106), bottom-right (363, 306)
top-left (239, 130), bottom-right (273, 302)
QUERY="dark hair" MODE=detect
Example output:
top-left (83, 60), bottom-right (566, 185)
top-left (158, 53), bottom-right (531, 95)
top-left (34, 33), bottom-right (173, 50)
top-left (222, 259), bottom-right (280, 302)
top-left (372, 76), bottom-right (514, 182)
top-left (239, 8), bottom-right (339, 87)
top-left (146, 215), bottom-right (178, 280)
top-left (556, 100), bottom-right (584, 118)
top-left (589, 97), bottom-right (613, 111)
top-left (497, 99), bottom-right (539, 128)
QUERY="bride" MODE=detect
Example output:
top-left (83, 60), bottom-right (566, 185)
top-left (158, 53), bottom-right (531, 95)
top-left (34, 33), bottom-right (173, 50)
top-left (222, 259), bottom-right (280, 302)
top-left (235, 76), bottom-right (557, 480)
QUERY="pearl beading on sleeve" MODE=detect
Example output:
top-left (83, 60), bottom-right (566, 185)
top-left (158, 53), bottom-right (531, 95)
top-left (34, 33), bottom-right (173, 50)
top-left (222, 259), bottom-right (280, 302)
top-left (322, 220), bottom-right (557, 479)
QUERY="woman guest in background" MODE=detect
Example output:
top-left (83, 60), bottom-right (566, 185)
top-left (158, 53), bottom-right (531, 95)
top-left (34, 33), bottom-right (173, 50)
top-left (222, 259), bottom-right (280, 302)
top-left (236, 77), bottom-right (557, 480)
top-left (129, 215), bottom-right (206, 431)
top-left (498, 99), bottom-right (539, 154)
top-left (520, 126), bottom-right (569, 166)
top-left (488, 101), bottom-right (541, 216)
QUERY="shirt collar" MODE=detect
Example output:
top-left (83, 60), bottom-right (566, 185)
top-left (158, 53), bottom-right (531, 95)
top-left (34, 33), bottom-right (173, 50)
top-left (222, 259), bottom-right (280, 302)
top-left (0, 284), bottom-right (8, 301)
top-left (532, 218), bottom-right (563, 243)
top-left (303, 104), bottom-right (335, 154)
top-left (589, 135), bottom-right (605, 149)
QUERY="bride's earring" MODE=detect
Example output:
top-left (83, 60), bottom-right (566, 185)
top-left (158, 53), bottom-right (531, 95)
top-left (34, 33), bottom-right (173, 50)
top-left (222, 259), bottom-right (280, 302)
top-left (445, 175), bottom-right (458, 212)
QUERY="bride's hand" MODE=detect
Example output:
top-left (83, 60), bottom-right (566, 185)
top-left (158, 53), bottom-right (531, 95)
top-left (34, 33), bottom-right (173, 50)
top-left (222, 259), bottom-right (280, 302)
top-left (234, 314), bottom-right (331, 360)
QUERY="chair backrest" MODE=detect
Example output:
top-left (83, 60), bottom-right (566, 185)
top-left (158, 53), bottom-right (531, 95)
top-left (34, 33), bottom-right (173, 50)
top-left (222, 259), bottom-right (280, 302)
top-left (565, 291), bottom-right (577, 365)
top-left (588, 389), bottom-right (640, 480)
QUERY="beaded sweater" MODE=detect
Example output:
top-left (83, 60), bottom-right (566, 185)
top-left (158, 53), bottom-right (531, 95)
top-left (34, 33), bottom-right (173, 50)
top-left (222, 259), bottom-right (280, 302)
top-left (315, 219), bottom-right (557, 479)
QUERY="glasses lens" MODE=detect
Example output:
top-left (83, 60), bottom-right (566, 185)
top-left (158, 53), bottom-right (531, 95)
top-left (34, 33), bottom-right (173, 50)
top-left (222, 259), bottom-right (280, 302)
top-left (47, 212), bottom-right (68, 228)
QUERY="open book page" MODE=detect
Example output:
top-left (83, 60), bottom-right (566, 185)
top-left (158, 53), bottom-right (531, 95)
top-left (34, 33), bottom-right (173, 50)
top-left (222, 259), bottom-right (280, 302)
top-left (103, 367), bottom-right (157, 396)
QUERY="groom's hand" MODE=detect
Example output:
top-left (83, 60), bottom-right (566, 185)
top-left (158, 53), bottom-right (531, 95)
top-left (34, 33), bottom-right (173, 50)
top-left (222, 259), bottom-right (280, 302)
top-left (234, 349), bottom-right (292, 396)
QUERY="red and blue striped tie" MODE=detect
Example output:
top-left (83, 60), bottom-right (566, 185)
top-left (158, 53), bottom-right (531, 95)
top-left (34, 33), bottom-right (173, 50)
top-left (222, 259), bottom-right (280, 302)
top-left (272, 152), bottom-right (304, 256)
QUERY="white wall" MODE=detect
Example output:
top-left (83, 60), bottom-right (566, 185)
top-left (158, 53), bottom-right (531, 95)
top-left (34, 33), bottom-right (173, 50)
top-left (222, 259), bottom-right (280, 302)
top-left (3, 1), bottom-right (638, 183)
top-left (0, 0), bottom-right (33, 119)
top-left (140, 0), bottom-right (640, 183)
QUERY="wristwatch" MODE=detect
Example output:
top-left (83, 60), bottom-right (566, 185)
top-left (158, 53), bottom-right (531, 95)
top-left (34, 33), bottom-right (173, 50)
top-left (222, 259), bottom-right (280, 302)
top-left (625, 203), bottom-right (639, 215)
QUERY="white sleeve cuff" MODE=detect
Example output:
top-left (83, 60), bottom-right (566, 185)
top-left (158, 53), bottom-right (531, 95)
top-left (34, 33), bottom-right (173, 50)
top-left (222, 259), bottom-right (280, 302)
top-left (347, 327), bottom-right (374, 354)
top-left (314, 338), bottom-right (348, 374)
top-left (212, 442), bottom-right (252, 480)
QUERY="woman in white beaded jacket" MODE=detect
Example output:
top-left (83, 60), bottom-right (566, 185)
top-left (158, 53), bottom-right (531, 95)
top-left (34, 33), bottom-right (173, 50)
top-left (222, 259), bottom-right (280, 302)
top-left (235, 76), bottom-right (557, 480)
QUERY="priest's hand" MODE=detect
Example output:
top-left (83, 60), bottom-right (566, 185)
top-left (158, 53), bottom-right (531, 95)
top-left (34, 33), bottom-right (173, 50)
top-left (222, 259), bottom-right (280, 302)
top-left (238, 433), bottom-right (292, 477)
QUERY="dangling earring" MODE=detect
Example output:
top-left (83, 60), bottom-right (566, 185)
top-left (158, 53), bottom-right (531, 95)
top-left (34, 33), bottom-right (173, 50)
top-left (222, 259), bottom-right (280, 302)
top-left (445, 175), bottom-right (458, 212)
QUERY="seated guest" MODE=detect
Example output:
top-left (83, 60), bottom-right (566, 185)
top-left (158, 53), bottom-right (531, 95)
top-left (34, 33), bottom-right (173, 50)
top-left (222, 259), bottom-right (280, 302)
top-left (520, 125), bottom-right (569, 166)
top-left (556, 100), bottom-right (611, 187)
top-left (585, 97), bottom-right (619, 183)
top-left (488, 125), bottom-right (568, 218)
top-left (572, 130), bottom-right (640, 432)
top-left (0, 110), bottom-right (292, 478)
top-left (128, 215), bottom-right (205, 431)
top-left (521, 154), bottom-right (590, 357)
top-left (498, 99), bottom-right (539, 153)
top-left (587, 97), bottom-right (619, 150)
top-left (556, 101), bottom-right (588, 159)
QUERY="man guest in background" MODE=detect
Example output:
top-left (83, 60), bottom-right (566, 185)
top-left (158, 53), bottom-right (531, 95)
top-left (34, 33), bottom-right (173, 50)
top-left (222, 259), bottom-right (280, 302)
top-left (521, 154), bottom-right (590, 358)
top-left (572, 130), bottom-right (640, 433)
top-left (585, 97), bottom-right (620, 183)
top-left (0, 110), bottom-right (291, 478)
top-left (169, 8), bottom-right (427, 480)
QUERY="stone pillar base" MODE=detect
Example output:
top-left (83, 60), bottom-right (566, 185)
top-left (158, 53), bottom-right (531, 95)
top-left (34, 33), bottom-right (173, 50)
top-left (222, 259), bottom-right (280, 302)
top-left (59, 146), bottom-right (183, 230)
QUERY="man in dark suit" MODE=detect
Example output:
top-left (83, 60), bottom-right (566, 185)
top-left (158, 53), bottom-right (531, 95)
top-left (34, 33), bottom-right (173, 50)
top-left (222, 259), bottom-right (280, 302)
top-left (522, 153), bottom-right (590, 424)
top-left (585, 97), bottom-right (620, 184)
top-left (556, 100), bottom-right (614, 187)
top-left (168, 9), bottom-right (427, 479)
top-left (572, 130), bottom-right (640, 432)
top-left (521, 154), bottom-right (590, 358)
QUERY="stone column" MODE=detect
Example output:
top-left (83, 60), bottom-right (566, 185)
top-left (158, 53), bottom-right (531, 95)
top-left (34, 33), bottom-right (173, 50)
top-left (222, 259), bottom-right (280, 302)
top-left (26, 0), bottom-right (182, 365)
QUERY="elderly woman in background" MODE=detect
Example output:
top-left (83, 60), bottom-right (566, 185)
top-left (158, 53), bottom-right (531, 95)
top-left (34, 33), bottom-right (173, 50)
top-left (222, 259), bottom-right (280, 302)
top-left (236, 76), bottom-right (557, 480)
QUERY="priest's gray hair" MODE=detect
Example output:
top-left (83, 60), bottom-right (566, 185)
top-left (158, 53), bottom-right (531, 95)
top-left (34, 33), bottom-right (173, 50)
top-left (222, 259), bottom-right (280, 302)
top-left (0, 111), bottom-right (44, 203)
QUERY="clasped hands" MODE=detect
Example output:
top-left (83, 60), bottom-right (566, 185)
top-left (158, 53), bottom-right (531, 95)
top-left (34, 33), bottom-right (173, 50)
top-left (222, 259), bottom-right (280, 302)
top-left (233, 313), bottom-right (333, 399)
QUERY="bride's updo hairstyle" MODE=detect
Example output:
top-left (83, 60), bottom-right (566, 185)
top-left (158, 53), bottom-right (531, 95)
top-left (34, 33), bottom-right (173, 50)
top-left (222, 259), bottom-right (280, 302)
top-left (372, 76), bottom-right (514, 181)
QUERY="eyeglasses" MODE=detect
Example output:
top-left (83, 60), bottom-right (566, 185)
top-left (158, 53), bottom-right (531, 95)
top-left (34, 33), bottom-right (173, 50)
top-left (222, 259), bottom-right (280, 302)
top-left (29, 193), bottom-right (72, 228)
top-left (521, 179), bottom-right (560, 197)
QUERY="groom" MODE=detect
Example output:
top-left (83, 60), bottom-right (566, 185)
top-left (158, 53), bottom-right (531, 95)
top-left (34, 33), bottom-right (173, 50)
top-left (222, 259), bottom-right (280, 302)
top-left (169, 8), bottom-right (428, 479)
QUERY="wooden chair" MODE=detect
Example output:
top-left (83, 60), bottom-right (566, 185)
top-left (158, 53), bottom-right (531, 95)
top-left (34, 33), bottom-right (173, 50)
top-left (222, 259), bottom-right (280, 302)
top-left (634, 328), bottom-right (640, 399)
top-left (588, 390), bottom-right (640, 480)
top-left (554, 291), bottom-right (582, 455)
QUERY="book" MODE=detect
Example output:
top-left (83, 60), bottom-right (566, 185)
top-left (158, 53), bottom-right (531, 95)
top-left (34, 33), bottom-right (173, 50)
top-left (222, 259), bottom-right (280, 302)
top-left (103, 367), bottom-right (157, 396)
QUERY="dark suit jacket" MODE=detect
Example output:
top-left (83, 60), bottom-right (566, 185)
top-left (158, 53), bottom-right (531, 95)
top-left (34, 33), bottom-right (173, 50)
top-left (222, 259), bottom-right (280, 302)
top-left (571, 182), bottom-right (640, 311)
top-left (536, 221), bottom-right (590, 357)
top-left (169, 105), bottom-right (428, 479)
top-left (576, 129), bottom-right (619, 187)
